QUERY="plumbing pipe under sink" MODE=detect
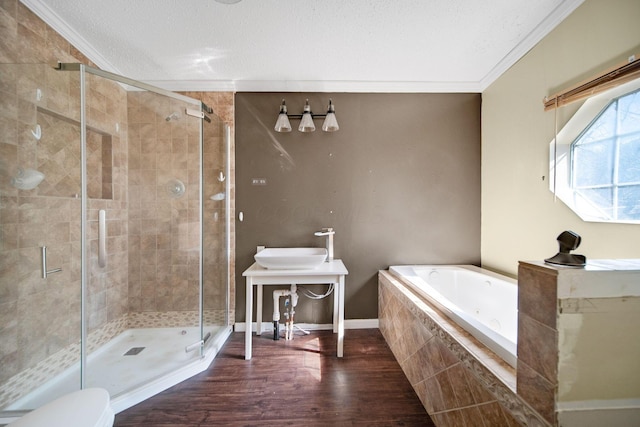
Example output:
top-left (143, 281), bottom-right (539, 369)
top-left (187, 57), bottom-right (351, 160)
top-left (272, 285), bottom-right (298, 340)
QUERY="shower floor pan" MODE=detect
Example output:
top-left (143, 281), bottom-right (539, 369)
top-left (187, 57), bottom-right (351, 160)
top-left (6, 326), bottom-right (231, 414)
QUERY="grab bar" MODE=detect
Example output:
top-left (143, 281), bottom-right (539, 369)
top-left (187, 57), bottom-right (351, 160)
top-left (98, 209), bottom-right (106, 268)
top-left (41, 246), bottom-right (62, 278)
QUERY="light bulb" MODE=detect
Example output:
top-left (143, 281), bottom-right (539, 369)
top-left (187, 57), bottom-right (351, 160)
top-left (298, 100), bottom-right (316, 132)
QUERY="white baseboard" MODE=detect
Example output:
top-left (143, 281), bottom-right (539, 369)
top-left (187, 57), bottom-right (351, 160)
top-left (557, 399), bottom-right (640, 427)
top-left (233, 318), bottom-right (378, 333)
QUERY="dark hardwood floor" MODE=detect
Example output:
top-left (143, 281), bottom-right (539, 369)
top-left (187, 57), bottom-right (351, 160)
top-left (114, 329), bottom-right (435, 426)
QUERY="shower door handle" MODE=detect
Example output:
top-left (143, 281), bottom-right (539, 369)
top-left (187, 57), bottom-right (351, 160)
top-left (99, 209), bottom-right (106, 268)
top-left (41, 246), bottom-right (62, 279)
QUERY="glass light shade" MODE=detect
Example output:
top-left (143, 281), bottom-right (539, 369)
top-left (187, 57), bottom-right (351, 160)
top-left (298, 101), bottom-right (315, 132)
top-left (298, 113), bottom-right (315, 132)
top-left (322, 112), bottom-right (339, 132)
top-left (274, 113), bottom-right (292, 132)
top-left (274, 100), bottom-right (292, 132)
top-left (322, 99), bottom-right (339, 132)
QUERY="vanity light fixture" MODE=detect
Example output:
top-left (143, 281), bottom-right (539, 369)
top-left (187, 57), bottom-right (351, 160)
top-left (274, 99), bottom-right (339, 133)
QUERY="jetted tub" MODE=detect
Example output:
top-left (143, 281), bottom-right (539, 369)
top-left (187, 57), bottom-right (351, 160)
top-left (389, 265), bottom-right (517, 367)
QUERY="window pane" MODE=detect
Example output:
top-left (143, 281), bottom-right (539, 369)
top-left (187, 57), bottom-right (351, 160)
top-left (575, 101), bottom-right (617, 145)
top-left (573, 139), bottom-right (613, 187)
top-left (619, 134), bottom-right (640, 184)
top-left (618, 89), bottom-right (640, 135)
top-left (577, 187), bottom-right (613, 216)
top-left (617, 185), bottom-right (640, 220)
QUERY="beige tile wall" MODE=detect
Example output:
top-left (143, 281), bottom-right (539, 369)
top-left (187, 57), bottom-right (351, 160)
top-left (0, 1), bottom-right (129, 402)
top-left (0, 0), bottom-right (235, 407)
top-left (125, 91), bottom-right (234, 319)
top-left (127, 91), bottom-right (201, 313)
top-left (85, 72), bottom-right (129, 333)
top-left (181, 91), bottom-right (235, 323)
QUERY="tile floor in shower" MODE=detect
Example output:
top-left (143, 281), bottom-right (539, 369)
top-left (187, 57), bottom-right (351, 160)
top-left (8, 326), bottom-right (222, 410)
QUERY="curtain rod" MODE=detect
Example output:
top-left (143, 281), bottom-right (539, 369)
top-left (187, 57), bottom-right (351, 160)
top-left (543, 53), bottom-right (640, 111)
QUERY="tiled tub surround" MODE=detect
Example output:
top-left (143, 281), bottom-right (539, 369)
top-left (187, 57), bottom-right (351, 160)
top-left (518, 260), bottom-right (640, 427)
top-left (388, 265), bottom-right (518, 368)
top-left (379, 270), bottom-right (545, 427)
top-left (381, 260), bottom-right (640, 427)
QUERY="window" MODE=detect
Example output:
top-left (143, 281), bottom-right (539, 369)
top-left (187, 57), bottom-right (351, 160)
top-left (550, 79), bottom-right (640, 224)
top-left (571, 89), bottom-right (640, 221)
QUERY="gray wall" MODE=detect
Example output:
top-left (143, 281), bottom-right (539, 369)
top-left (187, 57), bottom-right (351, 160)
top-left (235, 92), bottom-right (481, 323)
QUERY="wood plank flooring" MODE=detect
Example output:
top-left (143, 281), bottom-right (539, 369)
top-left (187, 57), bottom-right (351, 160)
top-left (114, 329), bottom-right (435, 426)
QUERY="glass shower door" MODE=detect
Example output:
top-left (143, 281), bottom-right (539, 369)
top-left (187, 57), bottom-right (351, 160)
top-left (202, 114), bottom-right (231, 350)
top-left (83, 68), bottom-right (207, 398)
top-left (0, 62), bottom-right (231, 418)
top-left (0, 63), bottom-right (83, 411)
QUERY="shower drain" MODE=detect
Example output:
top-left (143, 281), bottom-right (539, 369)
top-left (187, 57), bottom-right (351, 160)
top-left (124, 347), bottom-right (145, 356)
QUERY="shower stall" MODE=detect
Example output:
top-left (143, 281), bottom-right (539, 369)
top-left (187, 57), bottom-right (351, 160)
top-left (0, 63), bottom-right (231, 419)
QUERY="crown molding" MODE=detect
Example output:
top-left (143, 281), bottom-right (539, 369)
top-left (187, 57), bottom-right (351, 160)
top-left (142, 80), bottom-right (238, 93)
top-left (232, 80), bottom-right (482, 93)
top-left (148, 79), bottom-right (483, 94)
top-left (20, 0), bottom-right (122, 74)
top-left (479, 0), bottom-right (585, 91)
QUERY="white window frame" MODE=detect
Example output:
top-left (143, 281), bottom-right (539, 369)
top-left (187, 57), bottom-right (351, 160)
top-left (549, 77), bottom-right (640, 224)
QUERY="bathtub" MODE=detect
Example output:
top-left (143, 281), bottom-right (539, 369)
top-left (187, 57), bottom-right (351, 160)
top-left (389, 265), bottom-right (517, 367)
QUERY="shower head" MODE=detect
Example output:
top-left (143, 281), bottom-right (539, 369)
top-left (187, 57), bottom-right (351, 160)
top-left (165, 112), bottom-right (179, 121)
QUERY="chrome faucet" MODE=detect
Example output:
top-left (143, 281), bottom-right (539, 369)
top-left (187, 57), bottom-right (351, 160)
top-left (314, 227), bottom-right (335, 261)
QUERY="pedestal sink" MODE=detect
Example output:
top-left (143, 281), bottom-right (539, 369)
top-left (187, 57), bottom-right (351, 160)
top-left (254, 247), bottom-right (328, 269)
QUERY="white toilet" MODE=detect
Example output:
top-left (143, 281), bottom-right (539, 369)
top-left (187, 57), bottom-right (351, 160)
top-left (9, 388), bottom-right (114, 427)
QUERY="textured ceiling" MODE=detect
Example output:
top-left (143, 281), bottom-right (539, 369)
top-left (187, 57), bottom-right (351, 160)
top-left (22, 0), bottom-right (584, 92)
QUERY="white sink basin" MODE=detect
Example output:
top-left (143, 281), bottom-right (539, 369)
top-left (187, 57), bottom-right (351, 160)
top-left (254, 247), bottom-right (328, 270)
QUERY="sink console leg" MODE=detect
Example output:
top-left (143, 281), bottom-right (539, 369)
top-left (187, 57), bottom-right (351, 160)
top-left (245, 278), bottom-right (253, 360)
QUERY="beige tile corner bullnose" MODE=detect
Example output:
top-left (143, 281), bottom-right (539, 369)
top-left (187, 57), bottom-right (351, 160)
top-left (518, 262), bottom-right (558, 329)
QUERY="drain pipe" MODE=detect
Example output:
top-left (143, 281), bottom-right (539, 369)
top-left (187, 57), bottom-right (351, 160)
top-left (272, 283), bottom-right (335, 342)
top-left (287, 285), bottom-right (298, 340)
top-left (272, 289), bottom-right (287, 340)
top-left (272, 285), bottom-right (298, 340)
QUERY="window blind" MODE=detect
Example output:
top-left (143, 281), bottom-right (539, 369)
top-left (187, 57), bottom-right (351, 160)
top-left (544, 54), bottom-right (640, 111)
